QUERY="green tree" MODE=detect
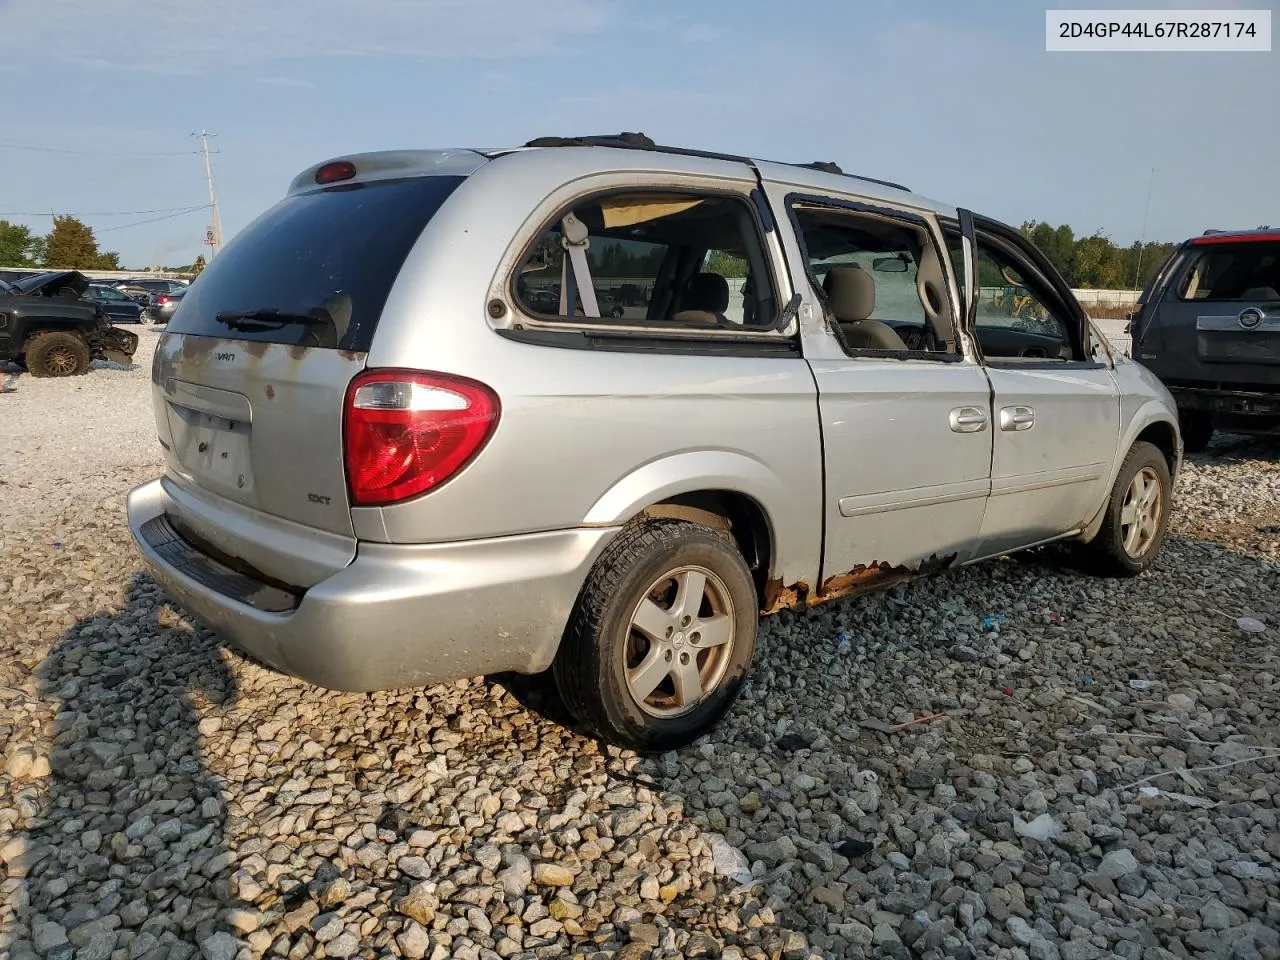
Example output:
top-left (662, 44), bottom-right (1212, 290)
top-left (1072, 233), bottom-right (1126, 288)
top-left (1019, 220), bottom-right (1076, 284)
top-left (0, 220), bottom-right (42, 266)
top-left (41, 215), bottom-right (121, 270)
top-left (1119, 241), bottom-right (1178, 291)
top-left (705, 250), bottom-right (748, 278)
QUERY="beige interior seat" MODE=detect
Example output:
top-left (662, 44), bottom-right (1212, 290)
top-left (822, 265), bottom-right (908, 350)
top-left (673, 273), bottom-right (730, 326)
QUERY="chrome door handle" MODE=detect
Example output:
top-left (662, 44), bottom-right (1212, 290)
top-left (1000, 405), bottom-right (1035, 431)
top-left (949, 406), bottom-right (989, 433)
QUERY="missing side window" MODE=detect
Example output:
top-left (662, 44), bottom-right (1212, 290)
top-left (512, 189), bottom-right (781, 331)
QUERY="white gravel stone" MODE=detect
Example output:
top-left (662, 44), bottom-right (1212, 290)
top-left (1, 336), bottom-right (1277, 960)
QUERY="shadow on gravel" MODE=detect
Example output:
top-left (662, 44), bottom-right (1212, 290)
top-left (12, 572), bottom-right (246, 960)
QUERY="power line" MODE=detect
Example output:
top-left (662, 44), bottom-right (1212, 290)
top-left (97, 206), bottom-right (211, 232)
top-left (0, 205), bottom-right (209, 217)
top-left (0, 140), bottom-right (199, 158)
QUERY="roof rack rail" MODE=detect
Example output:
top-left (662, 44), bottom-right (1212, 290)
top-left (1202, 229), bottom-right (1224, 235)
top-left (522, 132), bottom-right (911, 193)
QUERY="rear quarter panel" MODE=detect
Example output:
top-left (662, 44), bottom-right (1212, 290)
top-left (360, 150), bottom-right (824, 590)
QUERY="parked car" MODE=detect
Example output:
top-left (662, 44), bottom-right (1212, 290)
top-left (126, 133), bottom-right (1182, 750)
top-left (0, 268), bottom-right (41, 285)
top-left (147, 288), bottom-right (185, 324)
top-left (86, 282), bottom-right (147, 324)
top-left (1129, 227), bottom-right (1279, 450)
top-left (1, 270), bottom-right (138, 376)
top-left (116, 277), bottom-right (189, 306)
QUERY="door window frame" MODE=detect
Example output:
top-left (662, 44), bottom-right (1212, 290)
top-left (946, 215), bottom-right (1103, 369)
top-left (784, 192), bottom-right (968, 364)
top-left (499, 181), bottom-right (794, 352)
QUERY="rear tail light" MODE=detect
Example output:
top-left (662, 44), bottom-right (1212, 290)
top-left (343, 370), bottom-right (500, 506)
top-left (316, 161), bottom-right (357, 184)
top-left (157, 295), bottom-right (171, 305)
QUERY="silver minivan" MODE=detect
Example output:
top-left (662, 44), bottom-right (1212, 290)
top-left (127, 133), bottom-right (1181, 749)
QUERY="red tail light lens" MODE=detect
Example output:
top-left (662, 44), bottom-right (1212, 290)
top-left (316, 161), bottom-right (357, 184)
top-left (343, 370), bottom-right (500, 506)
top-left (157, 295), bottom-right (171, 305)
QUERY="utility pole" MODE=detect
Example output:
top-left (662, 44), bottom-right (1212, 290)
top-left (193, 130), bottom-right (224, 258)
top-left (1132, 166), bottom-right (1156, 291)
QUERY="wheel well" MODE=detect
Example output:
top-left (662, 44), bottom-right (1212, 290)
top-left (25, 323), bottom-right (87, 343)
top-left (1135, 421), bottom-right (1179, 477)
top-left (640, 491), bottom-right (773, 601)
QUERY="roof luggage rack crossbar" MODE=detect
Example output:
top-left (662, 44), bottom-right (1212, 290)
top-left (522, 133), bottom-right (911, 193)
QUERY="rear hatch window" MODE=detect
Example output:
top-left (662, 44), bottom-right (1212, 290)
top-left (168, 175), bottom-right (465, 352)
top-left (1178, 240), bottom-right (1280, 302)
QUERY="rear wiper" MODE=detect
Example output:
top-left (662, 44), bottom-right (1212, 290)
top-left (215, 308), bottom-right (330, 330)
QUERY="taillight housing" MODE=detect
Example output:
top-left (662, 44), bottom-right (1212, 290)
top-left (343, 370), bottom-right (500, 507)
top-left (316, 161), bottom-right (357, 185)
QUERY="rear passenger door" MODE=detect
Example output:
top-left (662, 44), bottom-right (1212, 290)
top-left (770, 185), bottom-right (995, 589)
top-left (957, 215), bottom-right (1121, 556)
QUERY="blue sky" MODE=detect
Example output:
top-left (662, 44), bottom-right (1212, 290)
top-left (1, 0), bottom-right (1275, 268)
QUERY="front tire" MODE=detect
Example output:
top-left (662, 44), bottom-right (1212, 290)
top-left (554, 518), bottom-right (758, 751)
top-left (1081, 441), bottom-right (1172, 577)
top-left (25, 331), bottom-right (91, 377)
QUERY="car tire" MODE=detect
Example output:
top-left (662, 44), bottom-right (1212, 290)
top-left (553, 518), bottom-right (758, 751)
top-left (1081, 441), bottom-right (1172, 577)
top-left (1179, 409), bottom-right (1213, 453)
top-left (25, 331), bottom-right (91, 378)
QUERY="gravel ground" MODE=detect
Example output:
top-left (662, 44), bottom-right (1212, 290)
top-left (2, 334), bottom-right (1278, 960)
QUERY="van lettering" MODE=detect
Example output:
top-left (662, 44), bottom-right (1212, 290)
top-left (308, 493), bottom-right (332, 505)
top-left (215, 352), bottom-right (236, 362)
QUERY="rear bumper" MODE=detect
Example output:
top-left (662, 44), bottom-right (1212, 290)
top-left (1170, 385), bottom-right (1280, 427)
top-left (126, 477), bottom-right (620, 692)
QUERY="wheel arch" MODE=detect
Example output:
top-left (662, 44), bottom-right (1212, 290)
top-left (1079, 405), bottom-right (1181, 543)
top-left (581, 451), bottom-right (800, 606)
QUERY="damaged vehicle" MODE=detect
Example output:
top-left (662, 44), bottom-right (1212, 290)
top-left (1, 270), bottom-right (139, 377)
top-left (1128, 228), bottom-right (1280, 450)
top-left (126, 134), bottom-right (1181, 750)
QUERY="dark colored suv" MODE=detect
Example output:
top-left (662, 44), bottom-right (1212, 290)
top-left (1130, 228), bottom-right (1280, 450)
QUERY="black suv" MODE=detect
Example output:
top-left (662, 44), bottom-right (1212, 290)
top-left (0, 271), bottom-right (139, 377)
top-left (1129, 228), bottom-right (1279, 450)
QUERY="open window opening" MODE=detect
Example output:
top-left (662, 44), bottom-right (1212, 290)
top-left (790, 201), bottom-right (960, 358)
top-left (969, 235), bottom-right (1083, 362)
top-left (512, 190), bottom-right (779, 331)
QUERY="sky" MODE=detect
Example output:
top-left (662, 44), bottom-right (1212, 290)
top-left (1, 0), bottom-right (1276, 269)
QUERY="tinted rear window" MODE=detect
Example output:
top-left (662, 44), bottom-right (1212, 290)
top-left (1177, 241), bottom-right (1280, 302)
top-left (168, 175), bottom-right (465, 351)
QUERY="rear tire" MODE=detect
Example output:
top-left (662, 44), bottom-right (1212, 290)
top-left (1081, 441), bottom-right (1172, 577)
top-left (25, 331), bottom-right (91, 378)
top-left (553, 518), bottom-right (758, 751)
top-left (1179, 409), bottom-right (1213, 453)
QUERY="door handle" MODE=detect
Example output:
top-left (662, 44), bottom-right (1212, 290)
top-left (1000, 405), bottom-right (1035, 431)
top-left (949, 406), bottom-right (989, 433)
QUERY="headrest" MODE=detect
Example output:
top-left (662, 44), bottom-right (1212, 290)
top-left (823, 265), bottom-right (875, 322)
top-left (684, 272), bottom-right (730, 313)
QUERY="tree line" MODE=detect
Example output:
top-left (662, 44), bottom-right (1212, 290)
top-left (1016, 221), bottom-right (1180, 292)
top-left (0, 212), bottom-right (1192, 291)
top-left (0, 215), bottom-right (124, 271)
top-left (589, 231), bottom-right (1184, 292)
